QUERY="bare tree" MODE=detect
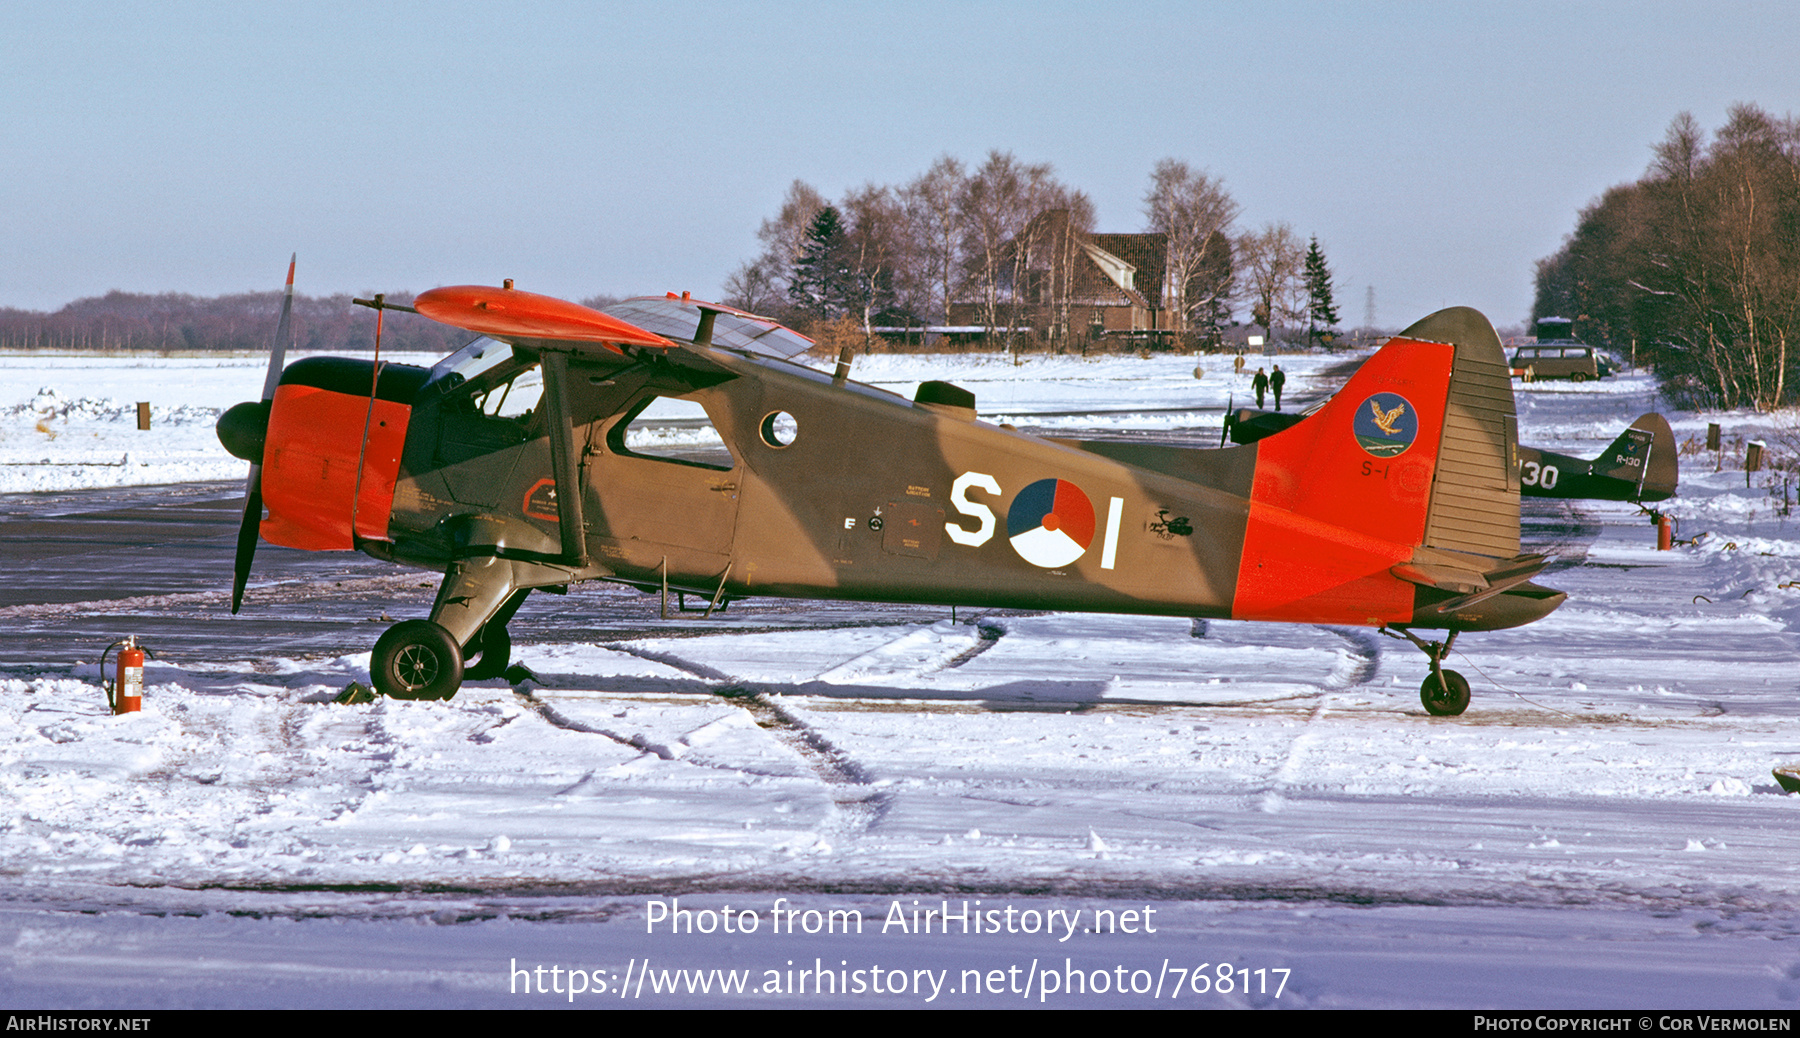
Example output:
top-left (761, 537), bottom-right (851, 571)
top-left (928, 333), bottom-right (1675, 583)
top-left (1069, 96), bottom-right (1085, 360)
top-left (957, 151), bottom-right (1079, 350)
top-left (1535, 106), bottom-right (1800, 409)
top-left (957, 151), bottom-right (1036, 337)
top-left (1142, 159), bottom-right (1240, 339)
top-left (758, 180), bottom-right (828, 271)
top-left (897, 155), bottom-right (966, 326)
top-left (720, 255), bottom-right (787, 313)
top-left (1007, 200), bottom-right (1097, 348)
top-left (839, 183), bottom-right (906, 335)
top-left (1239, 222), bottom-right (1307, 341)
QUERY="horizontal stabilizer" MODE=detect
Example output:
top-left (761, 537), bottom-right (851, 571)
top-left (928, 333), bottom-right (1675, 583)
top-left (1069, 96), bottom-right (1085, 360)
top-left (1391, 546), bottom-right (1547, 595)
top-left (1422, 553), bottom-right (1550, 614)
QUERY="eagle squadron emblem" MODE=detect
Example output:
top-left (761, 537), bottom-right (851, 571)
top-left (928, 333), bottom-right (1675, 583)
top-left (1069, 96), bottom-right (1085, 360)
top-left (1353, 392), bottom-right (1418, 457)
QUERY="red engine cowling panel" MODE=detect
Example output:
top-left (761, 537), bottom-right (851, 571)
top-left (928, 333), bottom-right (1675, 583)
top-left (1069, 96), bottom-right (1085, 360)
top-left (260, 384), bottom-right (411, 550)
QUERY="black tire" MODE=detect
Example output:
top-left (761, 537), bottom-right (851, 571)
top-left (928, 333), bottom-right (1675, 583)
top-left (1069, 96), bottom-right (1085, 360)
top-left (1420, 669), bottom-right (1471, 716)
top-left (371, 620), bottom-right (464, 701)
top-left (1570, 372), bottom-right (1588, 383)
top-left (462, 624), bottom-right (512, 681)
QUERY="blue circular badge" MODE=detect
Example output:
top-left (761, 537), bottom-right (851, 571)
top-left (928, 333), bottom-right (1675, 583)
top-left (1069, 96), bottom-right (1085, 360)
top-left (1353, 392), bottom-right (1417, 457)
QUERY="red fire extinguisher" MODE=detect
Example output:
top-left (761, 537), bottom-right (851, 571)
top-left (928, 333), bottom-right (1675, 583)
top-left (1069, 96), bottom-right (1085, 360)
top-left (1649, 510), bottom-right (1675, 551)
top-left (103, 636), bottom-right (146, 714)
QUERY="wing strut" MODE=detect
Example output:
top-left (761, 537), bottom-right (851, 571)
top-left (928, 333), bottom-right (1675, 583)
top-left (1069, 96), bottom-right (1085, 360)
top-left (539, 350), bottom-right (588, 567)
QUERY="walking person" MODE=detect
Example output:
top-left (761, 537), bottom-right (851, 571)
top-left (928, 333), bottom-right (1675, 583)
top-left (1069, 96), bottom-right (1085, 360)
top-left (1271, 365), bottom-right (1286, 411)
top-left (1252, 367), bottom-right (1269, 409)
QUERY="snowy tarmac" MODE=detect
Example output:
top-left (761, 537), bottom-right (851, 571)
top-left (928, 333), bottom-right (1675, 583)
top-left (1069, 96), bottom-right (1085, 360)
top-left (5, 348), bottom-right (1800, 1008)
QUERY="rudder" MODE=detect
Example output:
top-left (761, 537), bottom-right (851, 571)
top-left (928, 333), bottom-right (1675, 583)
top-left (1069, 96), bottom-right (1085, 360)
top-left (1403, 307), bottom-right (1521, 559)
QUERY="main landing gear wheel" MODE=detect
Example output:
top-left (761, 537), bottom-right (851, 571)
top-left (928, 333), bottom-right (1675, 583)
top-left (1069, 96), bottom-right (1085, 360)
top-left (371, 619), bottom-right (464, 701)
top-left (1420, 669), bottom-right (1471, 716)
top-left (462, 624), bottom-right (512, 681)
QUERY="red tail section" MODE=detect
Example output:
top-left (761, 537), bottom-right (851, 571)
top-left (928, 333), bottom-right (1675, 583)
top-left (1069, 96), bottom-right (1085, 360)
top-left (1231, 337), bottom-right (1456, 625)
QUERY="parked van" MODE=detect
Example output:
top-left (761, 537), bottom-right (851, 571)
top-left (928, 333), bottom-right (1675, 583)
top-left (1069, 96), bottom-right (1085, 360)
top-left (1509, 343), bottom-right (1613, 382)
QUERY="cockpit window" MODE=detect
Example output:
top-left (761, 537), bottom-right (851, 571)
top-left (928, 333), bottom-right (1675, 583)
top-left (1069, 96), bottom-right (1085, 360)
top-left (475, 366), bottom-right (543, 420)
top-left (430, 337), bottom-right (515, 386)
top-left (429, 337), bottom-right (543, 421)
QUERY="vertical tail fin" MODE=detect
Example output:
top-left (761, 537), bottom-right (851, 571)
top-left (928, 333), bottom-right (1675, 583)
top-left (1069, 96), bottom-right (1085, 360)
top-left (1602, 413), bottom-right (1678, 501)
top-left (1232, 307), bottom-right (1522, 625)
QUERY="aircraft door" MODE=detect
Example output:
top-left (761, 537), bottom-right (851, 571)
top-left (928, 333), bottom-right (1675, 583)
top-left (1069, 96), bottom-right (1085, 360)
top-left (591, 393), bottom-right (741, 559)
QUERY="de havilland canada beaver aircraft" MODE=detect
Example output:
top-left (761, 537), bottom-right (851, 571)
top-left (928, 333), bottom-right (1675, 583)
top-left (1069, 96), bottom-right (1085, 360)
top-left (217, 261), bottom-right (1566, 716)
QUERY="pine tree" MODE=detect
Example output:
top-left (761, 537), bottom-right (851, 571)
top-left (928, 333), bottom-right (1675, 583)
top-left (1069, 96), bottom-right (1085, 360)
top-left (788, 206), bottom-right (851, 321)
top-left (1304, 236), bottom-right (1340, 345)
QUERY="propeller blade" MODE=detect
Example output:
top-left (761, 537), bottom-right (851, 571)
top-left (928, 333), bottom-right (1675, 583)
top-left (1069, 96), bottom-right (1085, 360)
top-left (231, 254), bottom-right (295, 613)
top-left (261, 253), bottom-right (296, 403)
top-left (231, 469), bottom-right (262, 614)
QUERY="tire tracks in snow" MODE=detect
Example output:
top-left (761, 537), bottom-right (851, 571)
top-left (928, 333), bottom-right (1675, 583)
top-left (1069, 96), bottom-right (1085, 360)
top-left (615, 619), bottom-right (1014, 837)
top-left (1257, 627), bottom-right (1381, 812)
top-left (510, 689), bottom-right (790, 779)
top-left (523, 643), bottom-right (898, 838)
top-left (1317, 626), bottom-right (1382, 689)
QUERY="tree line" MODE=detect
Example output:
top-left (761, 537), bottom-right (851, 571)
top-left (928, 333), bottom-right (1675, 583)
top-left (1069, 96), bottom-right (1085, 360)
top-left (0, 289), bottom-right (476, 355)
top-left (1534, 104), bottom-right (1800, 409)
top-left (723, 150), bottom-right (1340, 350)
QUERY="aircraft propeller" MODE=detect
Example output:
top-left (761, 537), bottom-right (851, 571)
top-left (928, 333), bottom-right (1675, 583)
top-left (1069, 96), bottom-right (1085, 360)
top-left (215, 254), bottom-right (295, 613)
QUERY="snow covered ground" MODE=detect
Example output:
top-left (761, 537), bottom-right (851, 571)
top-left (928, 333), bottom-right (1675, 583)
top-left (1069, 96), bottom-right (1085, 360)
top-left (5, 344), bottom-right (1800, 1008)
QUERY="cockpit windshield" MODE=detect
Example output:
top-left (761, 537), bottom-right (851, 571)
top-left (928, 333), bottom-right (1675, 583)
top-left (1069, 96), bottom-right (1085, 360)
top-left (428, 337), bottom-right (544, 421)
top-left (430, 337), bottom-right (515, 386)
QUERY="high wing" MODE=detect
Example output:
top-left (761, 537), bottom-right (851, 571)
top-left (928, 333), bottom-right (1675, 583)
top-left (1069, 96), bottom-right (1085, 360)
top-left (599, 294), bottom-right (816, 360)
top-left (411, 284), bottom-right (815, 362)
top-left (412, 284), bottom-right (677, 355)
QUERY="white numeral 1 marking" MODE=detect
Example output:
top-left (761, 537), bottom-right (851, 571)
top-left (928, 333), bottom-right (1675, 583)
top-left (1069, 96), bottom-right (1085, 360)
top-left (1101, 496), bottom-right (1123, 569)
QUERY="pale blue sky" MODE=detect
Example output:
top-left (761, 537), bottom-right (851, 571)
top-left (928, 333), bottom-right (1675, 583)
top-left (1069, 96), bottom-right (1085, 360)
top-left (4, 0), bottom-right (1796, 327)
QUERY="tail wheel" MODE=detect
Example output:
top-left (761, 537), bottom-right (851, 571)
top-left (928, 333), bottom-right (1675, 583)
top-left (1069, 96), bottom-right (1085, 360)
top-left (1421, 669), bottom-right (1471, 716)
top-left (462, 624), bottom-right (513, 681)
top-left (372, 619), bottom-right (464, 701)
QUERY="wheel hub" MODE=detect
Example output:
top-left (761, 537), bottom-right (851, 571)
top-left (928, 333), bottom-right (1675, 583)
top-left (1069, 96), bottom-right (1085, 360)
top-left (395, 645), bottom-right (440, 690)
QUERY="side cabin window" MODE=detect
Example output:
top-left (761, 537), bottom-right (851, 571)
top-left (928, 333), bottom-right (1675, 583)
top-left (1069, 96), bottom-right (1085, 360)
top-left (608, 394), bottom-right (735, 471)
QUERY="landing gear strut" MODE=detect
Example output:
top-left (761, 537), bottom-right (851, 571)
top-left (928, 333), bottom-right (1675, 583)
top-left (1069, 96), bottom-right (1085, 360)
top-left (1383, 627), bottom-right (1470, 716)
top-left (462, 588), bottom-right (529, 681)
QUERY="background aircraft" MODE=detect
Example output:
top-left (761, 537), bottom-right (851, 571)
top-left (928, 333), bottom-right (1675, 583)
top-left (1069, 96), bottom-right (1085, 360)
top-left (1517, 414), bottom-right (1676, 502)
